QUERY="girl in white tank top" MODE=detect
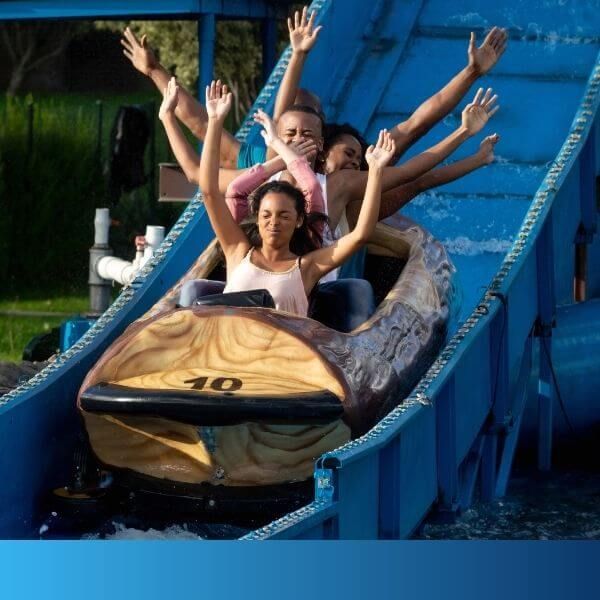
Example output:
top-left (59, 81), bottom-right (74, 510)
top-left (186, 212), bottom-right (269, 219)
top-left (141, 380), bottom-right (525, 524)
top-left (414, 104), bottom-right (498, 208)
top-left (159, 80), bottom-right (395, 318)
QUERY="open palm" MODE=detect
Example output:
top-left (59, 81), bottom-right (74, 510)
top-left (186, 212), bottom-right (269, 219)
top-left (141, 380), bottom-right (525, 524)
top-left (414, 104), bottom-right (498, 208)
top-left (468, 27), bottom-right (508, 75)
top-left (288, 6), bottom-right (322, 53)
top-left (158, 77), bottom-right (179, 120)
top-left (365, 129), bottom-right (396, 169)
top-left (205, 80), bottom-right (232, 120)
top-left (121, 27), bottom-right (158, 76)
top-left (462, 87), bottom-right (499, 135)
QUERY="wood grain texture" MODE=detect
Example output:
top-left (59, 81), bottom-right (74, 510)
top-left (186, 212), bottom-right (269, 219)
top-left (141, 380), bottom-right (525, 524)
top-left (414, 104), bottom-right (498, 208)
top-left (80, 215), bottom-right (454, 485)
top-left (82, 411), bottom-right (350, 485)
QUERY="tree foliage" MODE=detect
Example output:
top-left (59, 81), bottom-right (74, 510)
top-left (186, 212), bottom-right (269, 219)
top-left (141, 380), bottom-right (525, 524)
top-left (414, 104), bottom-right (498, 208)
top-left (96, 20), bottom-right (263, 126)
top-left (0, 21), bottom-right (85, 95)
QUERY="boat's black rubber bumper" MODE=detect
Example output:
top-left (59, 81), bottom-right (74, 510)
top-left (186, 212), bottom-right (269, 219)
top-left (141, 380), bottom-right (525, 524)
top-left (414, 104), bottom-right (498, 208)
top-left (81, 382), bottom-right (344, 426)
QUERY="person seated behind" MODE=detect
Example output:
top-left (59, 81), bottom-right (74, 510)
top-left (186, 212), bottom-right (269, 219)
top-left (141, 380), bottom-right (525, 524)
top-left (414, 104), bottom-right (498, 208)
top-left (159, 79), bottom-right (396, 320)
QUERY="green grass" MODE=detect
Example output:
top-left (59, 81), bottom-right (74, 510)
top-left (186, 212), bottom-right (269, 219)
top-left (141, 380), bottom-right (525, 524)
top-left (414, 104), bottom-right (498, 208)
top-left (0, 316), bottom-right (64, 362)
top-left (0, 292), bottom-right (89, 362)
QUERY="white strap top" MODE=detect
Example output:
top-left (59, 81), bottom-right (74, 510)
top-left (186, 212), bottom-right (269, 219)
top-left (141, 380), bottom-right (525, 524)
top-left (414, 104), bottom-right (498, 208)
top-left (224, 248), bottom-right (309, 317)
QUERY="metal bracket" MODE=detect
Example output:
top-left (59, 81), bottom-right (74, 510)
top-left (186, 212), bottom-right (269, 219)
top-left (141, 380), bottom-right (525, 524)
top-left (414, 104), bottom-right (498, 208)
top-left (314, 468), bottom-right (335, 502)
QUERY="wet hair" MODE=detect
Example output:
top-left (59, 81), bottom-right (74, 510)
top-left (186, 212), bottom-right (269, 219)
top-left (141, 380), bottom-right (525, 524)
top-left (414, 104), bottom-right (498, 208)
top-left (323, 122), bottom-right (369, 170)
top-left (245, 181), bottom-right (327, 255)
top-left (280, 104), bottom-right (325, 133)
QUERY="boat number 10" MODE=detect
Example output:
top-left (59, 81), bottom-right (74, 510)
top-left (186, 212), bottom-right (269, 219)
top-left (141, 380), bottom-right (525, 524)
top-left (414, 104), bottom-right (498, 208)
top-left (184, 375), bottom-right (243, 392)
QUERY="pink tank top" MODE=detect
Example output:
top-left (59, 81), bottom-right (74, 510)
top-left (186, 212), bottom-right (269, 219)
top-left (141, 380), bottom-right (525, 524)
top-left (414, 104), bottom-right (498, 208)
top-left (224, 248), bottom-right (309, 317)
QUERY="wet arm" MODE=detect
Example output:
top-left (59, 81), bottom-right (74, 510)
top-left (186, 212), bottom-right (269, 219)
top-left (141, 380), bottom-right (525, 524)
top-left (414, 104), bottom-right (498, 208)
top-left (273, 7), bottom-right (322, 120)
top-left (273, 50), bottom-right (309, 121)
top-left (160, 112), bottom-right (201, 184)
top-left (304, 164), bottom-right (383, 286)
top-left (200, 115), bottom-right (249, 259)
top-left (338, 125), bottom-right (471, 206)
top-left (389, 27), bottom-right (507, 159)
top-left (390, 66), bottom-right (479, 159)
top-left (377, 151), bottom-right (489, 220)
top-left (225, 157), bottom-right (286, 221)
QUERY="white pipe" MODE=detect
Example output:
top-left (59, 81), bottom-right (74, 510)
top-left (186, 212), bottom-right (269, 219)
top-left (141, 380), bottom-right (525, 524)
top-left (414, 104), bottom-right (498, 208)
top-left (94, 208), bottom-right (110, 245)
top-left (96, 256), bottom-right (138, 286)
top-left (143, 225), bottom-right (165, 262)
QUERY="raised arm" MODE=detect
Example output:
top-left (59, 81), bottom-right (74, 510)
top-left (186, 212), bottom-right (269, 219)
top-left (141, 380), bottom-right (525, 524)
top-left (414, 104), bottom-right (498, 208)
top-left (158, 77), bottom-right (202, 184)
top-left (273, 6), bottom-right (322, 121)
top-left (198, 81), bottom-right (249, 263)
top-left (302, 131), bottom-right (395, 289)
top-left (225, 139), bottom-right (317, 222)
top-left (254, 109), bottom-right (324, 215)
top-left (389, 27), bottom-right (507, 159)
top-left (121, 27), bottom-right (241, 169)
top-left (373, 133), bottom-right (500, 221)
top-left (334, 88), bottom-right (499, 208)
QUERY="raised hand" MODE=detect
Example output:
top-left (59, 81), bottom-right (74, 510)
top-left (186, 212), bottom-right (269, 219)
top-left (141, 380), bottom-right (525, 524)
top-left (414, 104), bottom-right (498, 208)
top-left (205, 80), bottom-right (232, 120)
top-left (254, 109), bottom-right (279, 146)
top-left (468, 27), bottom-right (508, 76)
top-left (477, 133), bottom-right (500, 165)
top-left (461, 87), bottom-right (499, 135)
top-left (365, 129), bottom-right (396, 169)
top-left (158, 77), bottom-right (179, 120)
top-left (121, 27), bottom-right (158, 76)
top-left (288, 6), bottom-right (322, 54)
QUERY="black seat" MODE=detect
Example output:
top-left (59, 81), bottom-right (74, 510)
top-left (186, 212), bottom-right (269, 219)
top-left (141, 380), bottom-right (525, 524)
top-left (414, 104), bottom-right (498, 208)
top-left (193, 289), bottom-right (276, 309)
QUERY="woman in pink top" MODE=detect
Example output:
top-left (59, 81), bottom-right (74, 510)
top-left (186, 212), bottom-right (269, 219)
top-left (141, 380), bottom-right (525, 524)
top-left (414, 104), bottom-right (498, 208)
top-left (159, 78), bottom-right (396, 317)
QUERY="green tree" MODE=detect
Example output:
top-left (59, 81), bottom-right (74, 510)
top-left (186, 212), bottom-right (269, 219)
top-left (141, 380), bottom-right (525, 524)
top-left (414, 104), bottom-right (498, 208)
top-left (96, 20), bottom-right (263, 127)
top-left (0, 21), bottom-right (85, 95)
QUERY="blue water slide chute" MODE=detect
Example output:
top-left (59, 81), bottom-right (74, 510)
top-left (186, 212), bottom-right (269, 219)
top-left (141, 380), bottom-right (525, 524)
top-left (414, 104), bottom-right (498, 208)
top-left (1, 0), bottom-right (600, 539)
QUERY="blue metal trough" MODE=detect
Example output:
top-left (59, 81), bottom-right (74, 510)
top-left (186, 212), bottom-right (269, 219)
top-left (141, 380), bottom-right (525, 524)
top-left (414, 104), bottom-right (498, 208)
top-left (0, 0), bottom-right (599, 539)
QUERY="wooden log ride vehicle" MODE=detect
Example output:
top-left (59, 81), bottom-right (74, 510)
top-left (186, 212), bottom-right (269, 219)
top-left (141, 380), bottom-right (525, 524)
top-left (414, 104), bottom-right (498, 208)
top-left (76, 215), bottom-right (454, 519)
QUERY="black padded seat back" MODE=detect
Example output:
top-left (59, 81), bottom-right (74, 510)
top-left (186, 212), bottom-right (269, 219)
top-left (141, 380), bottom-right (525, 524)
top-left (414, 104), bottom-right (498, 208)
top-left (193, 289), bottom-right (275, 309)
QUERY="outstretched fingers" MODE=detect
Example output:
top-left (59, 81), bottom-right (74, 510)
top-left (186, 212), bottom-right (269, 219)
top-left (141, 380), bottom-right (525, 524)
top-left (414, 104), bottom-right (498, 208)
top-left (123, 27), bottom-right (140, 47)
top-left (487, 105), bottom-right (500, 119)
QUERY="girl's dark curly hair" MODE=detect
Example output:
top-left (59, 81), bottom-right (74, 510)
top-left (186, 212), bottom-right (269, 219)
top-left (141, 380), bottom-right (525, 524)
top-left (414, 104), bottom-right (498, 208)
top-left (322, 122), bottom-right (369, 171)
top-left (245, 180), bottom-right (328, 255)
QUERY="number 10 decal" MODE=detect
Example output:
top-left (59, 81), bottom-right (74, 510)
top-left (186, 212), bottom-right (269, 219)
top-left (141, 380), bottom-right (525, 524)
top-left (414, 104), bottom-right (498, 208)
top-left (184, 376), bottom-right (243, 392)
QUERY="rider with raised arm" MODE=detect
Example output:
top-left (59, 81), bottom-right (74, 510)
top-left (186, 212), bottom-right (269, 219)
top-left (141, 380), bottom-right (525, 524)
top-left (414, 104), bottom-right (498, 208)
top-left (120, 6), bottom-right (506, 172)
top-left (159, 79), bottom-right (396, 318)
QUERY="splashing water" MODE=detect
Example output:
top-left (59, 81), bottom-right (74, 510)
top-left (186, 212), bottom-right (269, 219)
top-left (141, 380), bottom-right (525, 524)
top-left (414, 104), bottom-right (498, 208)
top-left (443, 236), bottom-right (513, 256)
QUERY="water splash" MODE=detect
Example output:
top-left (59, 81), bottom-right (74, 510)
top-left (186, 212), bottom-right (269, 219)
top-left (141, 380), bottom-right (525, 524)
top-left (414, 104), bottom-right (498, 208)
top-left (443, 236), bottom-right (513, 256)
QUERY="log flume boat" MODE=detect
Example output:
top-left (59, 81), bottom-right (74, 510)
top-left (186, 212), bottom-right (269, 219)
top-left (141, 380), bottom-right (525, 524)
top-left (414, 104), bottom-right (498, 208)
top-left (75, 215), bottom-right (454, 520)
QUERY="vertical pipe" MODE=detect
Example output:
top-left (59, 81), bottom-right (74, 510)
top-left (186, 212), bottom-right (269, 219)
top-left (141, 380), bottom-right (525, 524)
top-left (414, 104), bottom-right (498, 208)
top-left (197, 14), bottom-right (216, 98)
top-left (261, 18), bottom-right (278, 86)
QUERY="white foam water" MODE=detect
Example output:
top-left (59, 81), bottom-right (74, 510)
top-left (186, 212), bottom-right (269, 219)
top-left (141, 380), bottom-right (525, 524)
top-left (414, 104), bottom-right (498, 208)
top-left (104, 522), bottom-right (204, 540)
top-left (443, 236), bottom-right (513, 256)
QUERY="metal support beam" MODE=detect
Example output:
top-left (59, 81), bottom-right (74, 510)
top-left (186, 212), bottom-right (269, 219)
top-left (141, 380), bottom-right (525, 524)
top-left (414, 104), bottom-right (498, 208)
top-left (535, 218), bottom-right (557, 471)
top-left (435, 380), bottom-right (458, 514)
top-left (481, 296), bottom-right (509, 502)
top-left (495, 335), bottom-right (533, 496)
top-left (261, 17), bottom-right (278, 85)
top-left (198, 13), bottom-right (216, 98)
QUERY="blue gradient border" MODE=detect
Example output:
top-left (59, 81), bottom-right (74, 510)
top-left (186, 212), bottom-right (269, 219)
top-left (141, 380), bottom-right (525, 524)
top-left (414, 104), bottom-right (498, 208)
top-left (0, 542), bottom-right (598, 600)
